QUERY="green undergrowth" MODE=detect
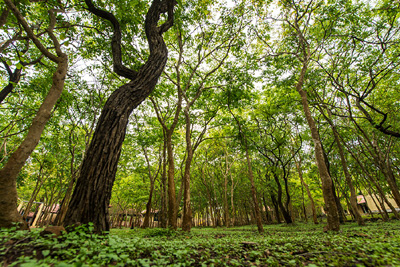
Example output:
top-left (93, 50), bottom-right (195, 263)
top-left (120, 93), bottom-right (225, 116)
top-left (1, 221), bottom-right (400, 266)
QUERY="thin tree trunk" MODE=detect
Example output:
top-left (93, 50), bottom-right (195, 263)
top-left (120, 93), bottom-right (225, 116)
top-left (228, 106), bottom-right (264, 233)
top-left (271, 194), bottom-right (281, 223)
top-left (22, 163), bottom-right (45, 221)
top-left (273, 173), bottom-right (292, 224)
top-left (222, 149), bottom-right (231, 227)
top-left (346, 145), bottom-right (399, 219)
top-left (230, 173), bottom-right (236, 226)
top-left (142, 182), bottom-right (155, 228)
top-left (160, 131), bottom-right (168, 228)
top-left (296, 66), bottom-right (340, 231)
top-left (262, 194), bottom-right (272, 223)
top-left (182, 109), bottom-right (193, 231)
top-left (330, 124), bottom-right (364, 225)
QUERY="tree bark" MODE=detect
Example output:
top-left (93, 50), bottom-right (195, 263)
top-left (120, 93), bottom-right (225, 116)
top-left (64, 0), bottom-right (175, 232)
top-left (0, 56), bottom-right (67, 229)
top-left (296, 67), bottom-right (340, 231)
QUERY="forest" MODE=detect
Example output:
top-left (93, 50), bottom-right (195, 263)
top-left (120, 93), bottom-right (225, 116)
top-left (0, 0), bottom-right (400, 265)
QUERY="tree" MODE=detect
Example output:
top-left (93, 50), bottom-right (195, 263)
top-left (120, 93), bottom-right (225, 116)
top-left (0, 0), bottom-right (69, 229)
top-left (64, 0), bottom-right (176, 232)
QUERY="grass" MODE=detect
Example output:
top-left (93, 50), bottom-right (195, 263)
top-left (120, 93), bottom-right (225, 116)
top-left (1, 221), bottom-right (400, 266)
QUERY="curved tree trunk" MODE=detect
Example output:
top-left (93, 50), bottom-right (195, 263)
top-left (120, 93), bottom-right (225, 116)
top-left (64, 0), bottom-right (176, 232)
top-left (65, 64), bottom-right (168, 232)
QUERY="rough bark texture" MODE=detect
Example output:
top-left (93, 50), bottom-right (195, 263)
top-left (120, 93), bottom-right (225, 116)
top-left (64, 0), bottom-right (175, 232)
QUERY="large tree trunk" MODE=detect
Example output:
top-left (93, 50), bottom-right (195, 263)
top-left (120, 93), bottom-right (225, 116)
top-left (64, 0), bottom-right (175, 233)
top-left (65, 66), bottom-right (167, 232)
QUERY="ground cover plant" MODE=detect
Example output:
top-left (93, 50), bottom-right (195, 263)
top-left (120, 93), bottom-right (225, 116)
top-left (1, 220), bottom-right (400, 266)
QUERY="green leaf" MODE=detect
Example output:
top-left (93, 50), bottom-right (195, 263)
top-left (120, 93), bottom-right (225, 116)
top-left (42, 250), bottom-right (50, 257)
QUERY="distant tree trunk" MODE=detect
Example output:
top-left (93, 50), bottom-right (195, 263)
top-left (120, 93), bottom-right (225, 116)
top-left (222, 151), bottom-right (231, 227)
top-left (228, 105), bottom-right (264, 233)
top-left (345, 143), bottom-right (399, 219)
top-left (164, 131), bottom-right (178, 229)
top-left (64, 0), bottom-right (176, 232)
top-left (223, 173), bottom-right (230, 227)
top-left (55, 139), bottom-right (79, 226)
top-left (273, 173), bottom-right (292, 224)
top-left (230, 174), bottom-right (236, 226)
top-left (182, 108), bottom-right (193, 232)
top-left (271, 194), bottom-right (281, 223)
top-left (328, 118), bottom-right (364, 225)
top-left (55, 172), bottom-right (77, 226)
top-left (262, 194), bottom-right (272, 223)
top-left (142, 183), bottom-right (154, 228)
top-left (159, 131), bottom-right (168, 228)
top-left (331, 179), bottom-right (346, 224)
top-left (142, 146), bottom-right (160, 229)
top-left (22, 163), bottom-right (45, 221)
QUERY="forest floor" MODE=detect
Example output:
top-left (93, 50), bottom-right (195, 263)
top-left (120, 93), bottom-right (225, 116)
top-left (1, 219), bottom-right (400, 266)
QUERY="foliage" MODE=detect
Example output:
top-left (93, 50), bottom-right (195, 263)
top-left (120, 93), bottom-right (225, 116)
top-left (1, 221), bottom-right (400, 266)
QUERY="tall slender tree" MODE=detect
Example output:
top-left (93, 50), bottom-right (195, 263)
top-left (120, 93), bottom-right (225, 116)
top-left (0, 0), bottom-right (68, 229)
